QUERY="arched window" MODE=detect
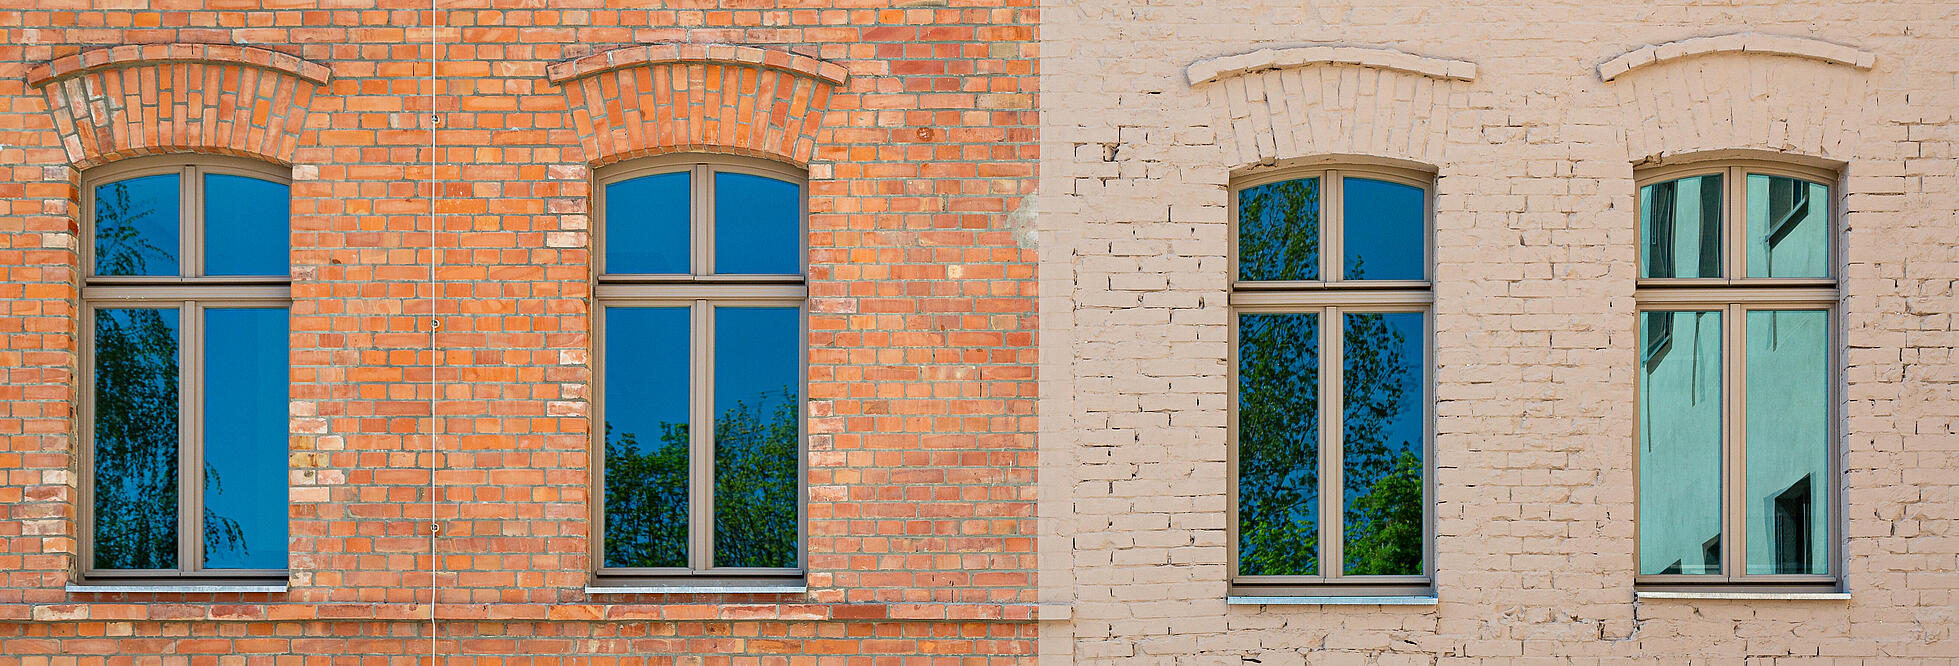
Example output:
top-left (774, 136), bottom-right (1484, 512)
top-left (1229, 163), bottom-right (1433, 596)
top-left (1634, 160), bottom-right (1838, 590)
top-left (592, 155), bottom-right (805, 585)
top-left (81, 155), bottom-right (291, 582)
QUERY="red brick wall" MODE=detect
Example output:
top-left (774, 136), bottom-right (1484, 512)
top-left (0, 3), bottom-right (1036, 660)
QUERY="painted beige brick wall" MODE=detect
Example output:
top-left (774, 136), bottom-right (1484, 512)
top-left (1037, 1), bottom-right (1958, 662)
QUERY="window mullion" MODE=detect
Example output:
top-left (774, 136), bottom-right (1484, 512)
top-left (181, 299), bottom-right (201, 575)
top-left (697, 164), bottom-right (713, 276)
top-left (691, 299), bottom-right (713, 572)
top-left (1320, 304), bottom-right (1342, 578)
top-left (1324, 170), bottom-right (1342, 282)
top-left (1727, 166), bottom-right (1745, 280)
top-left (1724, 301), bottom-right (1747, 581)
top-left (182, 166), bottom-right (199, 279)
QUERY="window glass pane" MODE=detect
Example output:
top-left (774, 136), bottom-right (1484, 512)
top-left (603, 307), bottom-right (691, 568)
top-left (92, 307), bottom-right (181, 570)
top-left (713, 172), bottom-right (801, 275)
top-left (1342, 178), bottom-right (1424, 281)
top-left (1746, 175), bottom-right (1830, 278)
top-left (1640, 174), bottom-right (1723, 279)
top-left (1238, 178), bottom-right (1320, 281)
top-left (94, 174), bottom-right (180, 276)
top-left (713, 306), bottom-right (800, 568)
top-left (202, 308), bottom-right (289, 570)
top-left (1237, 312), bottom-right (1319, 575)
top-left (1638, 310), bottom-right (1723, 575)
top-left (204, 174), bottom-right (290, 277)
top-left (1745, 309), bottom-right (1830, 575)
top-left (1341, 311), bottom-right (1423, 575)
top-left (604, 172), bottom-right (691, 274)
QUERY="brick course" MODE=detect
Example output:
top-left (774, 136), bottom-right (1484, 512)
top-left (0, 2), bottom-right (1035, 661)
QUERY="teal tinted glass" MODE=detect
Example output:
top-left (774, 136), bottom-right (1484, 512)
top-left (602, 307), bottom-right (691, 568)
top-left (1341, 311), bottom-right (1423, 575)
top-left (713, 172), bottom-right (801, 275)
top-left (1640, 174), bottom-right (1723, 279)
top-left (605, 172), bottom-right (691, 274)
top-left (1744, 309), bottom-right (1830, 575)
top-left (202, 307), bottom-right (289, 570)
top-left (1238, 178), bottom-right (1321, 281)
top-left (94, 174), bottom-right (180, 277)
top-left (203, 174), bottom-right (290, 277)
top-left (1341, 178), bottom-right (1424, 281)
top-left (1237, 312), bottom-right (1319, 575)
top-left (1746, 175), bottom-right (1830, 278)
top-left (92, 307), bottom-right (181, 570)
top-left (712, 306), bottom-right (800, 569)
top-left (1638, 310), bottom-right (1723, 575)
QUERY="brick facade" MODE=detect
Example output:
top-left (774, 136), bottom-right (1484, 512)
top-left (0, 2), bottom-right (1036, 661)
top-left (1038, 1), bottom-right (1958, 662)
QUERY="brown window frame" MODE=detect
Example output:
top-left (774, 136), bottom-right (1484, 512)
top-left (1227, 161), bottom-right (1436, 597)
top-left (590, 154), bottom-right (809, 587)
top-left (78, 154), bottom-right (293, 584)
top-left (1632, 158), bottom-right (1842, 593)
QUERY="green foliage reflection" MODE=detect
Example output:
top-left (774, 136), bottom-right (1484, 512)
top-left (605, 387), bottom-right (798, 569)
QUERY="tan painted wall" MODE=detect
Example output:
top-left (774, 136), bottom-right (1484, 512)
top-left (1037, 2), bottom-right (1959, 661)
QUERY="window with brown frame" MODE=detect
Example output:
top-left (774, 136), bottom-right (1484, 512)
top-left (592, 154), bottom-right (806, 586)
top-left (1634, 159), bottom-right (1840, 592)
top-left (1229, 163), bottom-right (1434, 597)
top-left (81, 155), bottom-right (292, 583)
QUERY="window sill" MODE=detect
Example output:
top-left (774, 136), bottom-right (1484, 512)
top-left (1228, 595), bottom-right (1437, 606)
top-left (67, 583), bottom-right (288, 594)
top-left (584, 584), bottom-right (807, 595)
top-left (1636, 590), bottom-right (1849, 601)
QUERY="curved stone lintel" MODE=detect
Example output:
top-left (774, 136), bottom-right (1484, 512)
top-left (27, 43), bottom-right (332, 88)
top-left (1599, 32), bottom-right (1875, 81)
top-left (546, 43), bottom-right (848, 87)
top-left (1187, 46), bottom-right (1475, 86)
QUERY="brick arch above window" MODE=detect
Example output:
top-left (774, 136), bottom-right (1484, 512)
top-left (548, 43), bottom-right (849, 167)
top-left (1602, 33), bottom-right (1876, 165)
top-left (28, 43), bottom-right (331, 169)
top-left (1189, 46), bottom-right (1476, 168)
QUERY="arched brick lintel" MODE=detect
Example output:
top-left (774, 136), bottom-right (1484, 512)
top-left (27, 43), bottom-right (332, 88)
top-left (550, 45), bottom-right (846, 167)
top-left (1599, 32), bottom-right (1875, 82)
top-left (34, 56), bottom-right (325, 169)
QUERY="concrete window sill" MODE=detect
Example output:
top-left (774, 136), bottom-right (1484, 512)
top-left (1636, 590), bottom-right (1849, 601)
top-left (583, 585), bottom-right (807, 595)
top-left (1228, 595), bottom-right (1438, 606)
top-left (67, 583), bottom-right (288, 594)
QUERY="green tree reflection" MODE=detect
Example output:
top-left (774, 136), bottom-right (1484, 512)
top-left (604, 387), bottom-right (798, 569)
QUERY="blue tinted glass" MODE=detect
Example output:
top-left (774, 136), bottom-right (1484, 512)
top-left (713, 306), bottom-right (800, 568)
top-left (603, 307), bottom-right (691, 568)
top-left (1744, 310), bottom-right (1830, 575)
top-left (92, 307), bottom-right (180, 570)
top-left (204, 174), bottom-right (290, 277)
top-left (605, 172), bottom-right (691, 274)
top-left (1342, 178), bottom-right (1424, 280)
top-left (1341, 311), bottom-right (1424, 575)
top-left (1641, 175), bottom-right (1723, 278)
top-left (1237, 312), bottom-right (1319, 575)
top-left (713, 172), bottom-right (801, 275)
top-left (1238, 178), bottom-right (1320, 281)
top-left (94, 174), bottom-right (180, 276)
top-left (202, 308), bottom-right (289, 570)
top-left (1746, 175), bottom-right (1830, 278)
top-left (1638, 310), bottom-right (1724, 575)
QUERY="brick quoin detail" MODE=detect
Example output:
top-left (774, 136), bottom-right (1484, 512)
top-left (550, 43), bottom-right (842, 166)
top-left (1193, 45), bottom-right (1475, 167)
top-left (28, 43), bottom-right (329, 168)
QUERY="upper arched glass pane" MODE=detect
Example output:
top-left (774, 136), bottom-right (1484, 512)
top-left (204, 173), bottom-right (290, 277)
top-left (1238, 177), bottom-right (1321, 282)
top-left (93, 173), bottom-right (180, 277)
top-left (604, 171), bottom-right (692, 274)
top-left (1745, 174), bottom-right (1830, 278)
top-left (1342, 177), bottom-right (1424, 281)
top-left (714, 171), bottom-right (801, 275)
top-left (1640, 174), bottom-right (1723, 279)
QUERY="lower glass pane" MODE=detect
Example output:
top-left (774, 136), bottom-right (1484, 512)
top-left (92, 307), bottom-right (181, 570)
top-left (1341, 312), bottom-right (1424, 575)
top-left (1638, 310), bottom-right (1723, 575)
top-left (1745, 309), bottom-right (1830, 575)
top-left (202, 308), bottom-right (290, 569)
top-left (603, 307), bottom-right (691, 568)
top-left (712, 306), bottom-right (800, 569)
top-left (1237, 312), bottom-right (1319, 575)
